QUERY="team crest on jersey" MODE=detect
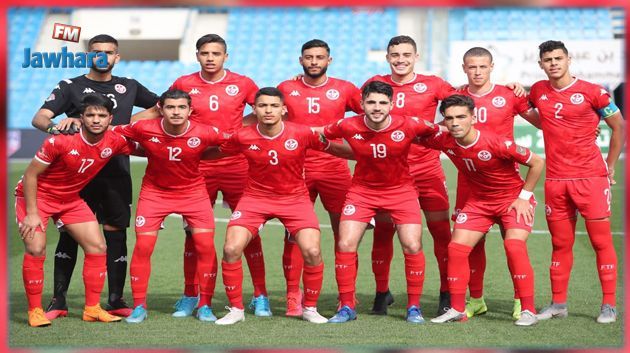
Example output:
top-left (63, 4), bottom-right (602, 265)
top-left (100, 147), bottom-right (112, 158)
top-left (46, 93), bottom-right (55, 102)
top-left (115, 84), bottom-right (127, 94)
top-left (545, 205), bottom-right (552, 216)
top-left (187, 137), bottom-right (201, 148)
top-left (413, 82), bottom-right (427, 93)
top-left (516, 145), bottom-right (527, 156)
top-left (477, 150), bottom-right (492, 161)
top-left (284, 139), bottom-right (298, 151)
top-left (230, 211), bottom-right (242, 220)
top-left (391, 130), bottom-right (405, 142)
top-left (343, 204), bottom-right (356, 216)
top-left (135, 216), bottom-right (146, 227)
top-left (326, 89), bottom-right (340, 100)
top-left (492, 96), bottom-right (506, 108)
top-left (225, 85), bottom-right (239, 96)
top-left (455, 213), bottom-right (468, 224)
top-left (570, 93), bottom-right (584, 104)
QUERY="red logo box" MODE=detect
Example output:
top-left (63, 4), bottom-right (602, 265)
top-left (52, 23), bottom-right (81, 43)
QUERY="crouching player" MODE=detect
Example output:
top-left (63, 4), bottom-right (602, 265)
top-left (16, 94), bottom-right (136, 326)
top-left (422, 95), bottom-right (544, 326)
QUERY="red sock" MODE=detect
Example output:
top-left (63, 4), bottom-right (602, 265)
top-left (548, 219), bottom-right (576, 303)
top-left (130, 234), bottom-right (157, 308)
top-left (183, 232), bottom-right (198, 297)
top-left (335, 251), bottom-right (358, 309)
top-left (372, 221), bottom-right (395, 292)
top-left (427, 220), bottom-right (451, 293)
top-left (83, 253), bottom-right (107, 307)
top-left (467, 238), bottom-right (486, 299)
top-left (504, 239), bottom-right (535, 313)
top-left (244, 235), bottom-right (267, 297)
top-left (283, 235), bottom-right (303, 295)
top-left (585, 220), bottom-right (618, 306)
top-left (23, 254), bottom-right (45, 311)
top-left (222, 259), bottom-right (244, 309)
top-left (303, 263), bottom-right (324, 307)
top-left (192, 232), bottom-right (217, 307)
top-left (447, 242), bottom-right (473, 312)
top-left (404, 251), bottom-right (426, 308)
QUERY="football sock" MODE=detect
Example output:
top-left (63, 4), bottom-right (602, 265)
top-left (192, 232), bottom-right (217, 307)
top-left (447, 242), bottom-right (473, 312)
top-left (371, 221), bottom-right (395, 292)
top-left (427, 220), bottom-right (451, 293)
top-left (548, 219), bottom-right (576, 303)
top-left (23, 254), bottom-right (46, 310)
top-left (244, 235), bottom-right (267, 297)
top-left (302, 263), bottom-right (324, 307)
top-left (585, 220), bottom-right (617, 306)
top-left (504, 239), bottom-right (535, 313)
top-left (283, 235), bottom-right (303, 294)
top-left (404, 251), bottom-right (426, 308)
top-left (83, 253), bottom-right (107, 307)
top-left (335, 251), bottom-right (358, 309)
top-left (222, 260), bottom-right (244, 309)
top-left (467, 238), bottom-right (486, 299)
top-left (130, 234), bottom-right (157, 308)
top-left (52, 231), bottom-right (78, 301)
top-left (183, 231), bottom-right (199, 297)
top-left (104, 229), bottom-right (127, 303)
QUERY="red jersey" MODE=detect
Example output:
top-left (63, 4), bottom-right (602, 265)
top-left (323, 114), bottom-right (439, 189)
top-left (364, 74), bottom-right (456, 170)
top-left (529, 78), bottom-right (611, 179)
top-left (420, 130), bottom-right (532, 202)
top-left (278, 77), bottom-right (362, 171)
top-left (459, 84), bottom-right (531, 140)
top-left (114, 119), bottom-right (222, 193)
top-left (219, 121), bottom-right (329, 198)
top-left (170, 70), bottom-right (258, 169)
top-left (15, 130), bottom-right (135, 201)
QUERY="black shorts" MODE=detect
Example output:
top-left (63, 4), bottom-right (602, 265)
top-left (79, 175), bottom-right (132, 228)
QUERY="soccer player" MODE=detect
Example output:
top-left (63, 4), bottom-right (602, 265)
top-left (115, 89), bottom-right (224, 324)
top-left (276, 39), bottom-right (362, 316)
top-left (530, 40), bottom-right (624, 324)
top-left (456, 47), bottom-right (541, 320)
top-left (324, 81), bottom-right (441, 324)
top-left (16, 94), bottom-right (136, 326)
top-left (31, 34), bottom-right (159, 319)
top-left (423, 94), bottom-right (544, 326)
top-left (213, 87), bottom-right (350, 325)
top-left (132, 34), bottom-right (269, 317)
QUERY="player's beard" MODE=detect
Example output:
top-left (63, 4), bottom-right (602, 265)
top-left (302, 65), bottom-right (327, 79)
top-left (92, 61), bottom-right (115, 74)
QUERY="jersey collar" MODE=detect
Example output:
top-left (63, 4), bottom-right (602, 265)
top-left (389, 73), bottom-right (417, 86)
top-left (256, 121), bottom-right (285, 140)
top-left (363, 115), bottom-right (392, 132)
top-left (79, 128), bottom-right (104, 146)
top-left (160, 119), bottom-right (191, 137)
top-left (551, 77), bottom-right (578, 92)
top-left (466, 84), bottom-right (495, 98)
top-left (198, 70), bottom-right (227, 84)
top-left (301, 76), bottom-right (329, 88)
top-left (455, 130), bottom-right (481, 149)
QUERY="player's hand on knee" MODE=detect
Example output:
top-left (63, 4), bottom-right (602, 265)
top-left (19, 214), bottom-right (43, 240)
top-left (507, 198), bottom-right (534, 224)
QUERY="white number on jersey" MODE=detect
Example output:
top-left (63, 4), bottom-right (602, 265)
top-left (604, 188), bottom-right (612, 212)
top-left (268, 150), bottom-right (279, 165)
top-left (78, 158), bottom-right (94, 173)
top-left (463, 158), bottom-right (476, 172)
top-left (475, 106), bottom-right (487, 123)
top-left (106, 94), bottom-right (118, 109)
top-left (209, 95), bottom-right (219, 111)
top-left (395, 92), bottom-right (405, 108)
top-left (554, 102), bottom-right (563, 119)
top-left (307, 97), bottom-right (320, 114)
top-left (370, 143), bottom-right (387, 158)
top-left (167, 146), bottom-right (182, 161)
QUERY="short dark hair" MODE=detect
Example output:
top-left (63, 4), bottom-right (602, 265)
top-left (439, 94), bottom-right (476, 116)
top-left (361, 81), bottom-right (393, 101)
top-left (255, 87), bottom-right (284, 102)
top-left (538, 40), bottom-right (568, 58)
top-left (80, 94), bottom-right (114, 115)
top-left (301, 39), bottom-right (330, 55)
top-left (196, 34), bottom-right (227, 52)
top-left (88, 34), bottom-right (118, 49)
top-left (463, 47), bottom-right (493, 62)
top-left (387, 35), bottom-right (417, 53)
top-left (159, 89), bottom-right (191, 107)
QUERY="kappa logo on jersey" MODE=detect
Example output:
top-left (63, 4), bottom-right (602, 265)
top-left (187, 137), bottom-right (201, 148)
top-left (504, 140), bottom-right (513, 148)
top-left (48, 137), bottom-right (55, 145)
top-left (570, 93), bottom-right (584, 104)
top-left (492, 96), bottom-right (506, 108)
top-left (284, 139), bottom-right (298, 151)
top-left (135, 216), bottom-right (146, 227)
top-left (46, 93), bottom-right (56, 102)
top-left (225, 84), bottom-right (239, 96)
top-left (149, 137), bottom-right (161, 143)
top-left (447, 149), bottom-right (455, 155)
top-left (391, 130), bottom-right (405, 142)
top-left (326, 89), bottom-right (340, 100)
top-left (477, 150), bottom-right (492, 161)
top-left (423, 120), bottom-right (435, 129)
top-left (455, 212), bottom-right (468, 224)
top-left (115, 84), bottom-right (127, 94)
top-left (83, 87), bottom-right (95, 94)
top-left (290, 90), bottom-right (300, 96)
top-left (343, 204), bottom-right (356, 216)
top-left (68, 149), bottom-right (79, 156)
top-left (413, 82), bottom-right (427, 93)
top-left (230, 211), bottom-right (242, 220)
top-left (600, 88), bottom-right (608, 96)
top-left (540, 94), bottom-right (548, 101)
top-left (100, 147), bottom-right (112, 158)
top-left (545, 205), bottom-right (552, 216)
top-left (249, 144), bottom-right (260, 151)
top-left (189, 88), bottom-right (200, 95)
top-left (352, 134), bottom-right (364, 140)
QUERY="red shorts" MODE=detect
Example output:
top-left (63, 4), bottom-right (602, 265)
top-left (305, 166), bottom-right (351, 214)
top-left (453, 173), bottom-right (471, 221)
top-left (135, 188), bottom-right (214, 232)
top-left (544, 177), bottom-right (612, 221)
top-left (202, 160), bottom-right (248, 210)
top-left (453, 197), bottom-right (537, 233)
top-left (410, 161), bottom-right (450, 212)
top-left (341, 185), bottom-right (422, 224)
top-left (228, 194), bottom-right (320, 237)
top-left (15, 196), bottom-right (96, 232)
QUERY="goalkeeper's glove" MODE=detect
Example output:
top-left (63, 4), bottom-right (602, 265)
top-left (46, 122), bottom-right (61, 135)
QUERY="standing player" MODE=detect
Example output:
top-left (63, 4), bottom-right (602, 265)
top-left (116, 90), bottom-right (223, 324)
top-left (17, 94), bottom-right (136, 326)
top-left (423, 95), bottom-right (544, 326)
top-left (530, 41), bottom-right (624, 324)
top-left (31, 34), bottom-right (159, 319)
top-left (132, 34), bottom-right (269, 317)
top-left (456, 47), bottom-right (541, 320)
top-left (276, 39), bottom-right (362, 316)
top-left (213, 87), bottom-right (350, 325)
top-left (324, 81), bottom-right (441, 324)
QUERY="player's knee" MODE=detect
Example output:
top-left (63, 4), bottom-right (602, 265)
top-left (302, 246), bottom-right (321, 264)
top-left (336, 239), bottom-right (356, 252)
top-left (401, 241), bottom-right (421, 254)
top-left (26, 245), bottom-right (46, 257)
top-left (222, 243), bottom-right (243, 260)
